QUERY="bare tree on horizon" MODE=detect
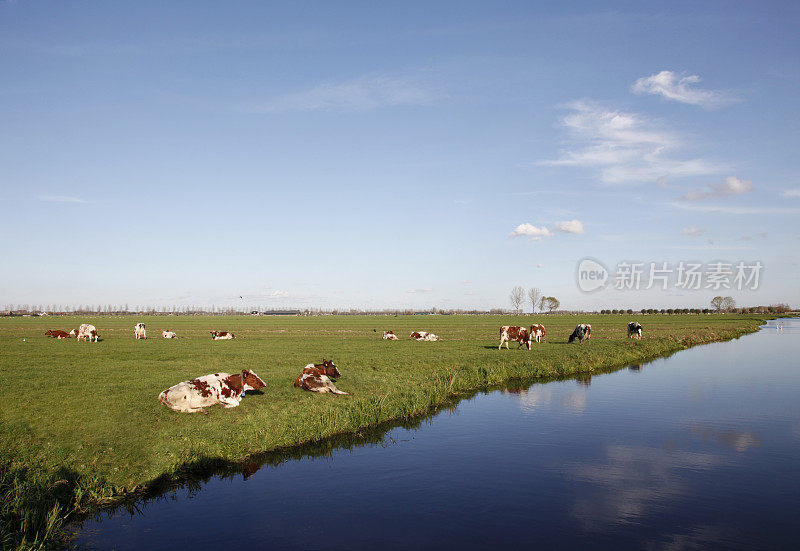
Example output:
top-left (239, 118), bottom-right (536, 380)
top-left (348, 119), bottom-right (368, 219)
top-left (510, 286), bottom-right (525, 314)
top-left (528, 287), bottom-right (542, 314)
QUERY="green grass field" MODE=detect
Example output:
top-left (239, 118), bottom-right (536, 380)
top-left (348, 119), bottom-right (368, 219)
top-left (0, 313), bottom-right (772, 549)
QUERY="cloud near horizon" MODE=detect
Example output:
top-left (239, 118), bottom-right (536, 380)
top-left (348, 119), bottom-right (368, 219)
top-left (509, 219), bottom-right (585, 240)
top-left (680, 176), bottom-right (753, 201)
top-left (554, 219), bottom-right (585, 234)
top-left (541, 100), bottom-right (724, 184)
top-left (682, 227), bottom-right (705, 236)
top-left (253, 74), bottom-right (438, 113)
top-left (37, 195), bottom-right (88, 204)
top-left (407, 287), bottom-right (433, 294)
top-left (508, 223), bottom-right (553, 240)
top-left (631, 70), bottom-right (737, 109)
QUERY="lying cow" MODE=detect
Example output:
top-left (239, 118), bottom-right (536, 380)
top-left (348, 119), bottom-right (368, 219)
top-left (568, 323), bottom-right (592, 344)
top-left (135, 323), bottom-right (147, 339)
top-left (294, 360), bottom-right (348, 395)
top-left (410, 331), bottom-right (439, 342)
top-left (45, 329), bottom-right (70, 339)
top-left (499, 326), bottom-right (531, 350)
top-left (162, 330), bottom-right (178, 339)
top-left (75, 323), bottom-right (99, 342)
top-left (382, 330), bottom-right (398, 340)
top-left (627, 322), bottom-right (643, 340)
top-left (158, 369), bottom-right (266, 414)
top-left (530, 324), bottom-right (546, 343)
top-left (210, 331), bottom-right (235, 340)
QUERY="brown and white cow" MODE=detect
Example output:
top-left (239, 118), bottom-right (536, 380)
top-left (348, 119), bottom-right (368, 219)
top-left (294, 360), bottom-right (348, 395)
top-left (410, 331), bottom-right (439, 342)
top-left (162, 330), bottom-right (178, 339)
top-left (135, 323), bottom-right (147, 339)
top-left (210, 331), bottom-right (235, 340)
top-left (69, 328), bottom-right (78, 337)
top-left (75, 323), bottom-right (99, 342)
top-left (499, 326), bottom-right (531, 350)
top-left (158, 369), bottom-right (266, 414)
top-left (530, 324), bottom-right (546, 343)
top-left (45, 329), bottom-right (70, 339)
top-left (382, 330), bottom-right (398, 340)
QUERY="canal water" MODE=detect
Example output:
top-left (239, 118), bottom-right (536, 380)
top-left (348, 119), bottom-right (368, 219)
top-left (75, 319), bottom-right (800, 550)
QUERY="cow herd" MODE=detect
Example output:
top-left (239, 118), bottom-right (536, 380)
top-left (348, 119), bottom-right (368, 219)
top-left (40, 319), bottom-right (645, 414)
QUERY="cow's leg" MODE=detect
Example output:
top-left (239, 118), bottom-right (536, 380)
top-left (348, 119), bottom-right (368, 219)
top-left (498, 337), bottom-right (505, 350)
top-left (220, 396), bottom-right (242, 408)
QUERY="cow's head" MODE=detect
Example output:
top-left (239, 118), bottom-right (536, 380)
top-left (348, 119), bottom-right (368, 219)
top-left (45, 330), bottom-right (53, 336)
top-left (210, 331), bottom-right (218, 338)
top-left (319, 359), bottom-right (341, 378)
top-left (241, 370), bottom-right (266, 391)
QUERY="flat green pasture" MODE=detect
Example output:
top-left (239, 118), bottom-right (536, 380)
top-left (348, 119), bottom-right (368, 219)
top-left (0, 313), bottom-right (768, 549)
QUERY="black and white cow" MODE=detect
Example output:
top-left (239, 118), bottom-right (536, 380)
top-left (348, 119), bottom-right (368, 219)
top-left (627, 322), bottom-right (643, 340)
top-left (568, 323), bottom-right (592, 344)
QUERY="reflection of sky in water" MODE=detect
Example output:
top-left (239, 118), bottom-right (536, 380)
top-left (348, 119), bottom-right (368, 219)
top-left (75, 319), bottom-right (800, 550)
top-left (561, 444), bottom-right (732, 529)
top-left (502, 384), bottom-right (589, 414)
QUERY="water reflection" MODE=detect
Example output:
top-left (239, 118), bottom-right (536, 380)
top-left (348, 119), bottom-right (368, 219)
top-left (687, 424), bottom-right (763, 452)
top-left (561, 444), bottom-right (732, 531)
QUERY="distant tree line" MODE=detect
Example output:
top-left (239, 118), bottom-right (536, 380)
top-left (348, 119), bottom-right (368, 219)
top-left (598, 303), bottom-right (792, 315)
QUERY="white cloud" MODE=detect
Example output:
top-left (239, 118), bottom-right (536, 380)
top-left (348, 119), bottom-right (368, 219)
top-left (682, 227), bottom-right (705, 237)
top-left (667, 202), bottom-right (800, 214)
top-left (406, 287), bottom-right (433, 294)
top-left (783, 188), bottom-right (800, 198)
top-left (508, 223), bottom-right (553, 240)
top-left (554, 219), bottom-right (585, 234)
top-left (631, 70), bottom-right (737, 109)
top-left (541, 100), bottom-right (724, 184)
top-left (253, 74), bottom-right (438, 113)
top-left (38, 195), bottom-right (88, 204)
top-left (668, 245), bottom-right (755, 251)
top-left (268, 290), bottom-right (289, 298)
top-left (680, 176), bottom-right (753, 201)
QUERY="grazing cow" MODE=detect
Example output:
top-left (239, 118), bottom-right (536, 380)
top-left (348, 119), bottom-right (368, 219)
top-left (45, 329), bottom-right (70, 339)
top-left (410, 331), bottom-right (439, 342)
top-left (568, 323), bottom-right (592, 344)
top-left (627, 322), bottom-right (643, 340)
top-left (158, 369), bottom-right (266, 414)
top-left (162, 330), bottom-right (177, 339)
top-left (294, 360), bottom-right (348, 395)
top-left (134, 323), bottom-right (147, 340)
top-left (530, 324), bottom-right (546, 343)
top-left (210, 331), bottom-right (235, 340)
top-left (382, 330), bottom-right (398, 340)
top-left (499, 326), bottom-right (531, 350)
top-left (75, 324), bottom-right (99, 342)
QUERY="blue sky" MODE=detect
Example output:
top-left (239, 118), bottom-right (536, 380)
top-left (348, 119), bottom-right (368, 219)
top-left (1, 1), bottom-right (798, 311)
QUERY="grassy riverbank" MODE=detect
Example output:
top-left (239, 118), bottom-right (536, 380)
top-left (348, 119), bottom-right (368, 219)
top-left (0, 313), bottom-right (774, 549)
